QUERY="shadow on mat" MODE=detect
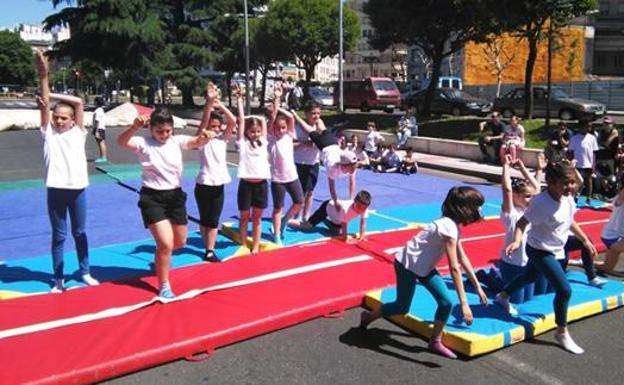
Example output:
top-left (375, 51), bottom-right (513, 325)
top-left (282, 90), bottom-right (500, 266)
top-left (339, 326), bottom-right (441, 367)
top-left (0, 264), bottom-right (53, 285)
top-left (109, 276), bottom-right (159, 294)
top-left (89, 265), bottom-right (153, 283)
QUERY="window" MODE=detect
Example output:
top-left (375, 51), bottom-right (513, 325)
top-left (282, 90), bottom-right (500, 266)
top-left (600, 2), bottom-right (610, 16)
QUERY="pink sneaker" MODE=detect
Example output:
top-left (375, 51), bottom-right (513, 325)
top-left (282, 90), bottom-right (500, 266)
top-left (428, 337), bottom-right (457, 359)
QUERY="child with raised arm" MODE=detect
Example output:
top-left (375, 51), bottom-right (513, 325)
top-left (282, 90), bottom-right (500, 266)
top-left (359, 186), bottom-right (489, 359)
top-left (495, 161), bottom-right (598, 354)
top-left (234, 85), bottom-right (271, 253)
top-left (498, 155), bottom-right (542, 304)
top-left (599, 185), bottom-right (624, 276)
top-left (36, 50), bottom-right (99, 293)
top-left (268, 84), bottom-right (303, 245)
top-left (194, 82), bottom-right (236, 261)
top-left (290, 190), bottom-right (371, 242)
top-left (292, 107), bottom-right (358, 210)
top-left (293, 101), bottom-right (321, 221)
top-left (117, 108), bottom-right (210, 299)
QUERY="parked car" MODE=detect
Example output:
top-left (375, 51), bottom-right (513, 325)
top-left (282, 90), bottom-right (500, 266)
top-left (403, 88), bottom-right (492, 116)
top-left (308, 86), bottom-right (334, 108)
top-left (493, 86), bottom-right (606, 120)
top-left (337, 77), bottom-right (401, 113)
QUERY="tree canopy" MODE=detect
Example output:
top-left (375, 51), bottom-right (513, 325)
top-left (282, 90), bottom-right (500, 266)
top-left (265, 0), bottom-right (359, 91)
top-left (0, 30), bottom-right (37, 86)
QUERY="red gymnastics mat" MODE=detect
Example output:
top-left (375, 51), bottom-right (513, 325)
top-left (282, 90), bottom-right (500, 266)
top-left (0, 239), bottom-right (396, 385)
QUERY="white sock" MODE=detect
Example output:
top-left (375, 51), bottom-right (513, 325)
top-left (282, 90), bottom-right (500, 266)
top-left (555, 332), bottom-right (585, 354)
top-left (82, 274), bottom-right (99, 286)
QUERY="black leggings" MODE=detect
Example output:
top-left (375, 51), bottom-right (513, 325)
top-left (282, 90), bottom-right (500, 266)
top-left (194, 184), bottom-right (225, 228)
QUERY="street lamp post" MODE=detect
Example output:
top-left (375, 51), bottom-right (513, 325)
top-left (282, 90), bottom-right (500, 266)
top-left (338, 0), bottom-right (344, 112)
top-left (244, 0), bottom-right (251, 114)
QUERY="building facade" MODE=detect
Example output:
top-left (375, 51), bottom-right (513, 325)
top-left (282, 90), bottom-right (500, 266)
top-left (593, 0), bottom-right (624, 76)
top-left (344, 0), bottom-right (407, 81)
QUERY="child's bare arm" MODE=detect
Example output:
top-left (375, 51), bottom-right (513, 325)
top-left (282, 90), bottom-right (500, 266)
top-left (444, 236), bottom-right (473, 325)
top-left (118, 116), bottom-right (148, 151)
top-left (35, 50), bottom-right (50, 129)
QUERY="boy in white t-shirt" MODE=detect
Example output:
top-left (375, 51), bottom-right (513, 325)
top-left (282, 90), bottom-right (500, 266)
top-left (92, 96), bottom-right (107, 163)
top-left (36, 50), bottom-right (100, 293)
top-left (289, 190), bottom-right (371, 242)
top-left (569, 121), bottom-right (599, 204)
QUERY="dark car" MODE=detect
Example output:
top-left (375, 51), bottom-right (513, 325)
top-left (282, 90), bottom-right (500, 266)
top-left (403, 88), bottom-right (492, 116)
top-left (493, 86), bottom-right (606, 120)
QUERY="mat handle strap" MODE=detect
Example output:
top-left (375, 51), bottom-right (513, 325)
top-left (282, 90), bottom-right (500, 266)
top-left (185, 349), bottom-right (215, 362)
top-left (323, 309), bottom-right (345, 319)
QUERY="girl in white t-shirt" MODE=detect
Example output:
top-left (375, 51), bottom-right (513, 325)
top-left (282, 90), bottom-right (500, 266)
top-left (36, 50), bottom-right (99, 293)
top-left (599, 186), bottom-right (624, 276)
top-left (360, 186), bottom-right (489, 359)
top-left (194, 83), bottom-right (236, 261)
top-left (499, 115), bottom-right (525, 163)
top-left (498, 155), bottom-right (542, 304)
top-left (268, 84), bottom-right (303, 245)
top-left (364, 121), bottom-right (384, 156)
top-left (234, 85), bottom-right (271, 253)
top-left (496, 161), bottom-right (598, 354)
top-left (117, 108), bottom-right (210, 299)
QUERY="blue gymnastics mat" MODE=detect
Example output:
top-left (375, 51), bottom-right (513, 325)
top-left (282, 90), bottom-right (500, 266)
top-left (0, 231), bottom-right (241, 298)
top-left (221, 211), bottom-right (410, 247)
top-left (364, 271), bottom-right (624, 357)
top-left (373, 200), bottom-right (502, 225)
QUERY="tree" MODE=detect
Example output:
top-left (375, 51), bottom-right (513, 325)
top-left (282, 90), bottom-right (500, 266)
top-left (481, 35), bottom-right (517, 97)
top-left (0, 31), bottom-right (37, 86)
top-left (264, 0), bottom-right (360, 99)
top-left (499, 0), bottom-right (597, 118)
top-left (364, 0), bottom-right (499, 117)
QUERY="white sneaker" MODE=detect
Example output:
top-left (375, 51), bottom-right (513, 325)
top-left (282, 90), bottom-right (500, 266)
top-left (495, 293), bottom-right (519, 316)
top-left (555, 332), bottom-right (585, 354)
top-left (82, 274), bottom-right (100, 286)
top-left (588, 276), bottom-right (608, 288)
top-left (50, 279), bottom-right (64, 293)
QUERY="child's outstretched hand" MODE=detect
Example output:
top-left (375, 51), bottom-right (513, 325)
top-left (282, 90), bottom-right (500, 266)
top-left (505, 240), bottom-right (520, 256)
top-left (206, 82), bottom-right (219, 101)
top-left (537, 152), bottom-right (547, 171)
top-left (274, 82), bottom-right (283, 100)
top-left (133, 115), bottom-right (150, 129)
top-left (232, 82), bottom-right (243, 98)
top-left (35, 50), bottom-right (48, 75)
top-left (476, 287), bottom-right (488, 306)
top-left (461, 303), bottom-right (474, 325)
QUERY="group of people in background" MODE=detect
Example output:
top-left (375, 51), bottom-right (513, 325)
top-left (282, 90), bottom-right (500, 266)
top-left (35, 42), bottom-right (623, 359)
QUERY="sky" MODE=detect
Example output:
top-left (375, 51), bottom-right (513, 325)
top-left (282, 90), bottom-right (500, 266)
top-left (0, 0), bottom-right (68, 29)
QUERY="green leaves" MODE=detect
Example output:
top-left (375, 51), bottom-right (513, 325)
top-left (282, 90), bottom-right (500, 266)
top-left (0, 31), bottom-right (37, 85)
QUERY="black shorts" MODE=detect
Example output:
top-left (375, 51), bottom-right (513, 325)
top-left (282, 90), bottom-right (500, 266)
top-left (138, 187), bottom-right (187, 228)
top-left (194, 183), bottom-right (225, 228)
top-left (308, 130), bottom-right (336, 151)
top-left (296, 163), bottom-right (319, 194)
top-left (92, 128), bottom-right (106, 140)
top-left (238, 179), bottom-right (268, 210)
top-left (271, 180), bottom-right (304, 209)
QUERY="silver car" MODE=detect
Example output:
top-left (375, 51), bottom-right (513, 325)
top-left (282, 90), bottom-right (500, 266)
top-left (493, 86), bottom-right (605, 120)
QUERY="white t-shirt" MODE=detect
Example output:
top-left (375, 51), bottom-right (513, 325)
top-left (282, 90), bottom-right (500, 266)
top-left (396, 217), bottom-right (458, 277)
top-left (293, 124), bottom-right (320, 165)
top-left (93, 107), bottom-right (106, 130)
top-left (601, 203), bottom-right (624, 240)
top-left (326, 199), bottom-right (369, 225)
top-left (569, 133), bottom-right (598, 168)
top-left (129, 135), bottom-right (192, 190)
top-left (503, 124), bottom-right (524, 146)
top-left (237, 138), bottom-right (271, 180)
top-left (196, 135), bottom-right (231, 186)
top-left (500, 205), bottom-right (529, 266)
top-left (365, 131), bottom-right (383, 152)
top-left (525, 192), bottom-right (576, 259)
top-left (270, 134), bottom-right (299, 183)
top-left (42, 123), bottom-right (89, 189)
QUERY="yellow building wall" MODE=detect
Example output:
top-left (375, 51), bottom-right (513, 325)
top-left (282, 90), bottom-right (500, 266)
top-left (464, 26), bottom-right (586, 85)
